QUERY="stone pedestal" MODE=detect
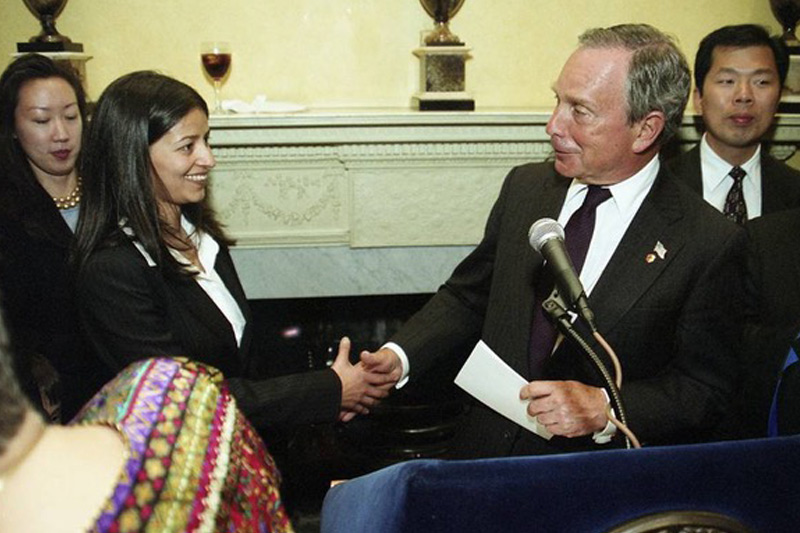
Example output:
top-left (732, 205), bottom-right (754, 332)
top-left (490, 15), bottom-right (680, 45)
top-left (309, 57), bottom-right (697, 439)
top-left (780, 45), bottom-right (800, 113)
top-left (412, 46), bottom-right (474, 111)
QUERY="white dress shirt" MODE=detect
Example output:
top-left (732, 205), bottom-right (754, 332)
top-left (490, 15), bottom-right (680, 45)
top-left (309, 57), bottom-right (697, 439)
top-left (699, 133), bottom-right (762, 219)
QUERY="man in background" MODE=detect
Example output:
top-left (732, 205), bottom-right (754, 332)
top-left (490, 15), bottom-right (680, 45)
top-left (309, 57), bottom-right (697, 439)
top-left (667, 24), bottom-right (800, 223)
top-left (738, 206), bottom-right (800, 437)
top-left (666, 26), bottom-right (800, 440)
top-left (356, 24), bottom-right (746, 458)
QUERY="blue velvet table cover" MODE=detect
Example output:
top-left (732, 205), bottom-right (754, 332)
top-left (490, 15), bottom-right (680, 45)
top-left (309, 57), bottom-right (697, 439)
top-left (321, 435), bottom-right (800, 532)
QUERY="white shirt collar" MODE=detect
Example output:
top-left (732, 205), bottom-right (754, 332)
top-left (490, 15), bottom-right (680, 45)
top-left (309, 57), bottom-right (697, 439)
top-left (171, 216), bottom-right (219, 280)
top-left (121, 215), bottom-right (218, 277)
top-left (564, 154), bottom-right (660, 220)
top-left (699, 133), bottom-right (760, 194)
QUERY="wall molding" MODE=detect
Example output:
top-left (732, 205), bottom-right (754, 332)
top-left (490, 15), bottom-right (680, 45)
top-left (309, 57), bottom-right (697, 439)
top-left (209, 109), bottom-right (800, 298)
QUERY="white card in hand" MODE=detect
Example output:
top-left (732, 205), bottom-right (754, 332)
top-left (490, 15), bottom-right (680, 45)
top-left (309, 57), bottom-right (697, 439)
top-left (454, 340), bottom-right (553, 440)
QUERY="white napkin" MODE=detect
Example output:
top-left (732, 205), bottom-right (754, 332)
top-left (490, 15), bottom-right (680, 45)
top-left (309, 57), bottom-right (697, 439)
top-left (221, 95), bottom-right (306, 113)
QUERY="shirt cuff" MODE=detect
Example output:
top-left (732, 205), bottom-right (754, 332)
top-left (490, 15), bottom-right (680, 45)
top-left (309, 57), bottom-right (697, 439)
top-left (382, 342), bottom-right (409, 388)
top-left (593, 388), bottom-right (617, 444)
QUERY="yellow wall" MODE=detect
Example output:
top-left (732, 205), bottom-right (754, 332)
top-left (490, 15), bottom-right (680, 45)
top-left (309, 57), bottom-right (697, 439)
top-left (0, 0), bottom-right (781, 109)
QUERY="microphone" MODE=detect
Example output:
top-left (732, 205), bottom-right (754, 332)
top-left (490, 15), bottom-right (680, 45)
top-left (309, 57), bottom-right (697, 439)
top-left (528, 218), bottom-right (597, 331)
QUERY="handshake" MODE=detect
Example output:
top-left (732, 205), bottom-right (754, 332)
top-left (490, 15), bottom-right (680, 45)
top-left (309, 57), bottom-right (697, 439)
top-left (330, 337), bottom-right (404, 422)
top-left (330, 337), bottom-right (611, 438)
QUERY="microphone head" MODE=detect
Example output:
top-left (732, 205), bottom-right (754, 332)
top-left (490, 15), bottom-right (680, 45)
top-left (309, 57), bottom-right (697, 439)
top-left (528, 218), bottom-right (565, 252)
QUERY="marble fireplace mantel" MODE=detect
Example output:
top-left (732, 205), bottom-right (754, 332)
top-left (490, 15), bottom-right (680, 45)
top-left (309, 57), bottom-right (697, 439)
top-left (208, 109), bottom-right (800, 299)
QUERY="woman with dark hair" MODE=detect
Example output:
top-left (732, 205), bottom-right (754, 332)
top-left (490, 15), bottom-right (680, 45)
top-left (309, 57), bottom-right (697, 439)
top-left (0, 53), bottom-right (107, 421)
top-left (75, 71), bottom-right (386, 429)
top-left (0, 302), bottom-right (293, 532)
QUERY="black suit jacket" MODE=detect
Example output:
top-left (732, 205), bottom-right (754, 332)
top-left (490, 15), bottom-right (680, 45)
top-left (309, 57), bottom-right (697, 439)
top-left (739, 207), bottom-right (800, 437)
top-left (747, 207), bottom-right (800, 326)
top-left (666, 144), bottom-right (800, 216)
top-left (0, 181), bottom-right (106, 419)
top-left (78, 238), bottom-right (342, 428)
top-left (392, 162), bottom-right (746, 458)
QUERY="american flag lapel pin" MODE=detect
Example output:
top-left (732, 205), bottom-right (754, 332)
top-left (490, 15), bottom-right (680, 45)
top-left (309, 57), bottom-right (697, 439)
top-left (646, 241), bottom-right (667, 263)
top-left (654, 241), bottom-right (667, 259)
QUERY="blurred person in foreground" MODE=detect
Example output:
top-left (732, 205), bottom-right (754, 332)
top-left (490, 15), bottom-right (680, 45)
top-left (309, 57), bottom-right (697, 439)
top-left (0, 300), bottom-right (294, 532)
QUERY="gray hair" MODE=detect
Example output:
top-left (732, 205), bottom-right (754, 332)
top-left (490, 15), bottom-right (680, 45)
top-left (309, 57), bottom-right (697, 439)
top-left (579, 23), bottom-right (691, 145)
top-left (0, 308), bottom-right (29, 457)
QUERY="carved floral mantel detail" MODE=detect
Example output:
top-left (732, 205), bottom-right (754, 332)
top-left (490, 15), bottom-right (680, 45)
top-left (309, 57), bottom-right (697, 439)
top-left (218, 171), bottom-right (342, 226)
top-left (208, 110), bottom-right (800, 249)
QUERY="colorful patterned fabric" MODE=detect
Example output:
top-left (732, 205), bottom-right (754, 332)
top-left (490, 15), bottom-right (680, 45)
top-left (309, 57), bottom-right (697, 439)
top-left (74, 357), bottom-right (293, 533)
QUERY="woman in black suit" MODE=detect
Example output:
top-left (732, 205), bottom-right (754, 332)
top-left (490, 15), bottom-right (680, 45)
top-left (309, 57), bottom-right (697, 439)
top-left (74, 71), bottom-right (385, 428)
top-left (0, 54), bottom-right (106, 420)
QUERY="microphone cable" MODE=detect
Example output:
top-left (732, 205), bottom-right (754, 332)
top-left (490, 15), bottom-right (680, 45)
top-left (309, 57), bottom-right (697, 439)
top-left (593, 331), bottom-right (641, 448)
top-left (589, 324), bottom-right (641, 448)
top-left (544, 298), bottom-right (641, 449)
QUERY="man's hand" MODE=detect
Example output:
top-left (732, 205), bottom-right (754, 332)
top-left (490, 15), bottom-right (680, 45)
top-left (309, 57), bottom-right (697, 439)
top-left (360, 346), bottom-right (404, 387)
top-left (331, 337), bottom-right (394, 422)
top-left (519, 380), bottom-right (608, 438)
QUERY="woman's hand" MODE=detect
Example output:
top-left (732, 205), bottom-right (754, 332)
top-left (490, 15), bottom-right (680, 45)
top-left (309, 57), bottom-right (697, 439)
top-left (331, 337), bottom-right (394, 422)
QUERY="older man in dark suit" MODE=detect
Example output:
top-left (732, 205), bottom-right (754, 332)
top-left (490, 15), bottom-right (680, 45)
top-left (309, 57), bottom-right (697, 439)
top-left (667, 24), bottom-right (800, 223)
top-left (356, 24), bottom-right (746, 458)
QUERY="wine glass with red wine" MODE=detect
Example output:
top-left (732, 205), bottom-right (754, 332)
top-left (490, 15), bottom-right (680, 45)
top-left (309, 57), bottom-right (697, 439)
top-left (201, 41), bottom-right (231, 114)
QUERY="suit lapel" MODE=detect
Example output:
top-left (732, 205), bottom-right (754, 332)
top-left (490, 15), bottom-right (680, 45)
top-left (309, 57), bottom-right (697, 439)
top-left (215, 248), bottom-right (253, 363)
top-left (761, 154), bottom-right (791, 214)
top-left (588, 170), bottom-right (686, 334)
top-left (509, 168), bottom-right (570, 375)
top-left (761, 155), bottom-right (779, 213)
top-left (44, 209), bottom-right (74, 247)
top-left (170, 245), bottom-right (251, 360)
top-left (530, 172), bottom-right (572, 297)
top-left (685, 145), bottom-right (703, 193)
top-left (172, 275), bottom-right (237, 344)
top-left (30, 188), bottom-right (75, 248)
top-left (667, 145), bottom-right (703, 195)
top-left (523, 169), bottom-right (573, 253)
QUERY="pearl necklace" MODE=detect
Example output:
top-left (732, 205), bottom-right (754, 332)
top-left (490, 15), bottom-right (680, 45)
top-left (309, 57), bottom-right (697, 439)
top-left (52, 177), bottom-right (82, 210)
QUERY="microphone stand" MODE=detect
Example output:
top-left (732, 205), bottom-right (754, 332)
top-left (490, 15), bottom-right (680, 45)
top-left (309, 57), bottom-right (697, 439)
top-left (541, 291), bottom-right (635, 450)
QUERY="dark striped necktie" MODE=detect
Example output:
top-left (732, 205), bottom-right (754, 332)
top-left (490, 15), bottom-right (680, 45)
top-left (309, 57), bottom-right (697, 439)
top-left (723, 166), bottom-right (747, 225)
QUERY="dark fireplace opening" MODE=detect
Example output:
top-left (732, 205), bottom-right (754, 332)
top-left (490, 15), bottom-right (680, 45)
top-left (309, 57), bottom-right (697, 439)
top-left (248, 293), bottom-right (470, 521)
top-left (249, 293), bottom-right (433, 379)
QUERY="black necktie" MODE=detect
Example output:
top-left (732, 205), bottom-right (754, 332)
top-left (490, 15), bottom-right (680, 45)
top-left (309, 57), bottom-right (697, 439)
top-left (528, 185), bottom-right (612, 378)
top-left (723, 166), bottom-right (747, 225)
